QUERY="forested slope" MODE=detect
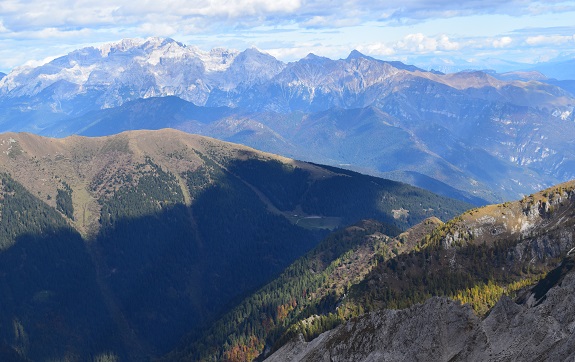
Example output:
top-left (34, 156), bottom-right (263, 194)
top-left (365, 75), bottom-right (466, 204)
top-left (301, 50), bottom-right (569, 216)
top-left (264, 181), bottom-right (575, 361)
top-left (0, 129), bottom-right (471, 361)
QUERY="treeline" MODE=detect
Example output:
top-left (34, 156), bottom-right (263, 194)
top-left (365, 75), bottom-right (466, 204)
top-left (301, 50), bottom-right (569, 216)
top-left (98, 157), bottom-right (185, 229)
top-left (0, 173), bottom-right (72, 249)
top-left (56, 181), bottom-right (74, 219)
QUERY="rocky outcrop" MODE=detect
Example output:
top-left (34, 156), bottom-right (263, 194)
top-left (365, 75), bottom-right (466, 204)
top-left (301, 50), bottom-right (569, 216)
top-left (266, 256), bottom-right (575, 362)
top-left (440, 181), bottom-right (575, 263)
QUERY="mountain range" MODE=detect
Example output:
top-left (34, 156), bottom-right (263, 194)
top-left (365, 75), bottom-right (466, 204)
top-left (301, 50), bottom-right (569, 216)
top-left (1, 37), bottom-right (575, 204)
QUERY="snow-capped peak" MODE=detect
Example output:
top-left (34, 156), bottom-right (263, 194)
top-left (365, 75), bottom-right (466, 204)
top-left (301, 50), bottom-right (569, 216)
top-left (99, 37), bottom-right (148, 57)
top-left (0, 37), bottom-right (282, 106)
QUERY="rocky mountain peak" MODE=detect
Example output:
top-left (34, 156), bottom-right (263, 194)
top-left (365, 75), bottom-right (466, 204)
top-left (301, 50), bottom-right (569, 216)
top-left (346, 49), bottom-right (372, 60)
top-left (0, 37), bottom-right (248, 104)
top-left (98, 37), bottom-right (145, 56)
top-left (301, 53), bottom-right (330, 62)
top-left (433, 180), bottom-right (575, 250)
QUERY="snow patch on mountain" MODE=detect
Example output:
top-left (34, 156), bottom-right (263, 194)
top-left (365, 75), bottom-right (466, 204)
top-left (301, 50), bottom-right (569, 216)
top-left (0, 38), bottom-right (220, 95)
top-left (0, 37), bottom-right (282, 107)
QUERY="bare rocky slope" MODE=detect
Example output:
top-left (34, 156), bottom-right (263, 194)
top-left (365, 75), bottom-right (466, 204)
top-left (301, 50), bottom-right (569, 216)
top-left (266, 253), bottom-right (575, 361)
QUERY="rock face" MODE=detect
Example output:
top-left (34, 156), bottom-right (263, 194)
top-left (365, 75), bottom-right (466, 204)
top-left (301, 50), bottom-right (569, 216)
top-left (438, 181), bottom-right (575, 257)
top-left (266, 256), bottom-right (575, 362)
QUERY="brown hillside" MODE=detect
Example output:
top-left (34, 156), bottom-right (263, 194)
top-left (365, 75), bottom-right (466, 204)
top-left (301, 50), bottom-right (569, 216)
top-left (0, 129), bottom-right (328, 235)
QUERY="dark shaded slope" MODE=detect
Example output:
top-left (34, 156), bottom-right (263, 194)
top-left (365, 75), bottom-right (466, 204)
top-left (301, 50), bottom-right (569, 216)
top-left (0, 174), bottom-right (124, 361)
top-left (90, 155), bottom-right (325, 356)
top-left (164, 220), bottom-right (401, 362)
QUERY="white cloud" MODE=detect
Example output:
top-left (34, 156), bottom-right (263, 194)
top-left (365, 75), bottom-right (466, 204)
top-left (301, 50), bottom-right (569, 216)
top-left (302, 15), bottom-right (361, 28)
top-left (526, 34), bottom-right (575, 46)
top-left (135, 23), bottom-right (177, 37)
top-left (437, 34), bottom-right (460, 50)
top-left (2, 0), bottom-right (572, 33)
top-left (396, 33), bottom-right (434, 52)
top-left (394, 33), bottom-right (460, 53)
top-left (492, 36), bottom-right (513, 48)
top-left (360, 43), bottom-right (396, 57)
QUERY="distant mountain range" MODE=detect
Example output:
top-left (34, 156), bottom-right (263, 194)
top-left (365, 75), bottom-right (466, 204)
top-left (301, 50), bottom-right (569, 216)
top-left (407, 54), bottom-right (575, 80)
top-left (529, 58), bottom-right (575, 81)
top-left (1, 37), bottom-right (575, 204)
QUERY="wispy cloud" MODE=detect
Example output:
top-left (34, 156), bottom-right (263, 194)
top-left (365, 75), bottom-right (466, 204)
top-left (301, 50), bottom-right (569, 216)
top-left (2, 0), bottom-right (573, 32)
top-left (526, 34), bottom-right (575, 46)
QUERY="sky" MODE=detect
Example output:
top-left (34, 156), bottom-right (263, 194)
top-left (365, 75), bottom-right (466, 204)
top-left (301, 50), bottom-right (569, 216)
top-left (1, 0), bottom-right (575, 73)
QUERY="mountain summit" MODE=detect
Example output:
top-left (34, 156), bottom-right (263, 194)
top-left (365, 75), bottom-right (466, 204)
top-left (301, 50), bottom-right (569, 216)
top-left (0, 37), bottom-right (282, 107)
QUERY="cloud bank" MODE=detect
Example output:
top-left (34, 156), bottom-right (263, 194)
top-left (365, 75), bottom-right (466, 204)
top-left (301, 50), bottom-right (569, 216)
top-left (1, 0), bottom-right (574, 71)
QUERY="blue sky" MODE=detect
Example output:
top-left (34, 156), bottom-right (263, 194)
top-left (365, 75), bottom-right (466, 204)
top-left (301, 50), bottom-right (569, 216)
top-left (1, 0), bottom-right (575, 73)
